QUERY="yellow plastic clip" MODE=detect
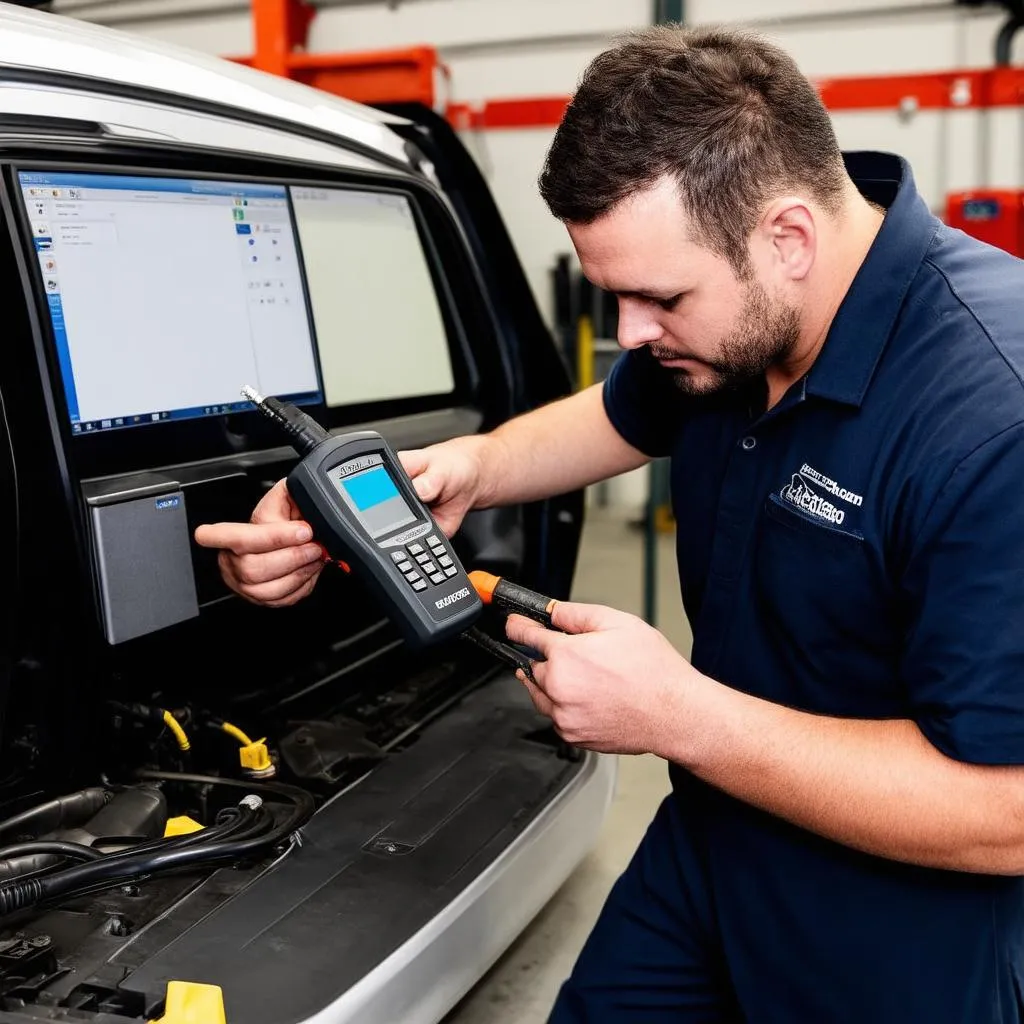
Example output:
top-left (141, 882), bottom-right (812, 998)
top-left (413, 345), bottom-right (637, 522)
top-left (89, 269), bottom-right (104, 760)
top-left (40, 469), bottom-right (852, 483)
top-left (239, 740), bottom-right (272, 774)
top-left (221, 721), bottom-right (274, 777)
top-left (149, 980), bottom-right (226, 1024)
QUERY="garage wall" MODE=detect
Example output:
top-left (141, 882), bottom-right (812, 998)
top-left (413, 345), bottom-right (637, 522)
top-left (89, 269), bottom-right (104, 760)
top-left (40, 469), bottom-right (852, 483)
top-left (48, 0), bottom-right (1024, 329)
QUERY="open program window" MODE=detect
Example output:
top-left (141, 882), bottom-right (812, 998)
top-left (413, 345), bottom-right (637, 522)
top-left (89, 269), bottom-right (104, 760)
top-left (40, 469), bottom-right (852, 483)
top-left (18, 171), bottom-right (321, 432)
top-left (291, 187), bottom-right (455, 408)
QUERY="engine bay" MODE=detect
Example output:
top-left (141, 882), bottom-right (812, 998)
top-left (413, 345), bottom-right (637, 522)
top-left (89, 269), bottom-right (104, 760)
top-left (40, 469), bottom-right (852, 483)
top-left (0, 588), bottom-right (514, 1019)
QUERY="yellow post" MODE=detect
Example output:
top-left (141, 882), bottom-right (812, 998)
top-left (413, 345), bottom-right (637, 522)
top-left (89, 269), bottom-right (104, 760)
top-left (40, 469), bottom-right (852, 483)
top-left (576, 314), bottom-right (595, 390)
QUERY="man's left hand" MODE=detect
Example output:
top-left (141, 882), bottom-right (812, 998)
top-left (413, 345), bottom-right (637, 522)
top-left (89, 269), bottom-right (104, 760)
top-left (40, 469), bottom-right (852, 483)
top-left (504, 602), bottom-right (701, 755)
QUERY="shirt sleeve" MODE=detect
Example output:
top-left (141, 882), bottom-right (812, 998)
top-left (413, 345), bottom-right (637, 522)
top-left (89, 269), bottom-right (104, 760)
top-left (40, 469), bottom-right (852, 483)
top-left (901, 420), bottom-right (1024, 764)
top-left (601, 349), bottom-right (685, 458)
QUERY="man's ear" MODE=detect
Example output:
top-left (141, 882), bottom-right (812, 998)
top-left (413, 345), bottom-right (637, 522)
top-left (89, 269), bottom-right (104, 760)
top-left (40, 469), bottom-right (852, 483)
top-left (759, 197), bottom-right (816, 282)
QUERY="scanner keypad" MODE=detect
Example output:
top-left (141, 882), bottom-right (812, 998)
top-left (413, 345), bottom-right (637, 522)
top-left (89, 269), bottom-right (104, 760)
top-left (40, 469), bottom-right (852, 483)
top-left (395, 533), bottom-right (461, 594)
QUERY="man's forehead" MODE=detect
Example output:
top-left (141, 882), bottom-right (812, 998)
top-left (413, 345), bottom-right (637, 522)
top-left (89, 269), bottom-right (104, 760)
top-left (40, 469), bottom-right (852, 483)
top-left (596, 177), bottom-right (687, 230)
top-left (567, 207), bottom-right (722, 293)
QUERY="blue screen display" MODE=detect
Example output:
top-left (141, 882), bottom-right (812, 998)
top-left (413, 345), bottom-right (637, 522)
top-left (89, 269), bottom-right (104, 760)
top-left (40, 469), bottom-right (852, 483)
top-left (342, 466), bottom-right (400, 510)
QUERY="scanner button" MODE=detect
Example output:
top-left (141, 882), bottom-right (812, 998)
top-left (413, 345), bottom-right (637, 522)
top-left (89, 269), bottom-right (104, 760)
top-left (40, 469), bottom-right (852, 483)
top-left (438, 555), bottom-right (453, 568)
top-left (390, 551), bottom-right (407, 563)
top-left (430, 545), bottom-right (446, 558)
top-left (405, 570), bottom-right (422, 582)
top-left (426, 534), bottom-right (441, 547)
top-left (444, 566), bottom-right (458, 578)
top-left (421, 561), bottom-right (438, 575)
top-left (412, 579), bottom-right (428, 592)
top-left (397, 560), bottom-right (414, 574)
top-left (429, 572), bottom-right (446, 584)
top-left (407, 543), bottom-right (425, 555)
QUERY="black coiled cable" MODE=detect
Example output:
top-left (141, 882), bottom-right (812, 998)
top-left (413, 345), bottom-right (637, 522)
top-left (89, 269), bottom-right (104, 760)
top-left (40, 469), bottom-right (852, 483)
top-left (0, 772), bottom-right (315, 916)
top-left (0, 877), bottom-right (42, 915)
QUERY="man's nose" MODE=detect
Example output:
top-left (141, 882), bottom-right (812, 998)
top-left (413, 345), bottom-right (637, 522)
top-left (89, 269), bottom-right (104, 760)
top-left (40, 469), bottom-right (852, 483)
top-left (616, 300), bottom-right (663, 350)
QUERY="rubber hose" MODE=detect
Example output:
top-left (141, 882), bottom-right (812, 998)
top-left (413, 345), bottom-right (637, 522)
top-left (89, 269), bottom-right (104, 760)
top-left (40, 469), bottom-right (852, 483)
top-left (0, 788), bottom-right (108, 842)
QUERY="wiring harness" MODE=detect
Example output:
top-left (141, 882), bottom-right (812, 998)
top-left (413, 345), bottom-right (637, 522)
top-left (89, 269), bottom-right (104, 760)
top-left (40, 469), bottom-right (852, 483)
top-left (0, 772), bottom-right (314, 917)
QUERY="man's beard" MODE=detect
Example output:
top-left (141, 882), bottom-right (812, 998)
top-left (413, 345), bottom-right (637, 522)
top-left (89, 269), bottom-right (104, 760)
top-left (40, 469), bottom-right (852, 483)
top-left (649, 280), bottom-right (801, 397)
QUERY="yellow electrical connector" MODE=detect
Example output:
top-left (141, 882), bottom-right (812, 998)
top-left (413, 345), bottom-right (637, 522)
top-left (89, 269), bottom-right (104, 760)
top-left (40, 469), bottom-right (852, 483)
top-left (164, 816), bottom-right (204, 838)
top-left (221, 721), bottom-right (275, 778)
top-left (161, 710), bottom-right (190, 752)
top-left (239, 740), bottom-right (273, 775)
top-left (149, 981), bottom-right (225, 1024)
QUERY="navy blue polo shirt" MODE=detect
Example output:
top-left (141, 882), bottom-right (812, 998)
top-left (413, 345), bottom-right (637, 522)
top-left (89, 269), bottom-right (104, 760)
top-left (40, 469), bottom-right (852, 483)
top-left (603, 152), bottom-right (1024, 1019)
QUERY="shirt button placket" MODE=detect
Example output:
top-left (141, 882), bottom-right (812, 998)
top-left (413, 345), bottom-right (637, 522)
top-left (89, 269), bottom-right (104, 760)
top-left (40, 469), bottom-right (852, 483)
top-left (690, 431), bottom-right (764, 671)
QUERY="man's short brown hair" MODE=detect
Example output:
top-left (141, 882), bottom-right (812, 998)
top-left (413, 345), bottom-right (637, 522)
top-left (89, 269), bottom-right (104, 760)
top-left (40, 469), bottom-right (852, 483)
top-left (539, 25), bottom-right (847, 275)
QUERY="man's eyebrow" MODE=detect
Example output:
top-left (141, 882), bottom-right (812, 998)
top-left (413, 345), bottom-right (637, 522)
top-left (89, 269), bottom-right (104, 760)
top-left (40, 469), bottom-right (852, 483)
top-left (613, 288), bottom-right (683, 301)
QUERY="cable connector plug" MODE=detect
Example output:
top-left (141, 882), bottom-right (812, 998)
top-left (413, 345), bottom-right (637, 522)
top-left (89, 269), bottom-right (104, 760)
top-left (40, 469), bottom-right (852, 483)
top-left (241, 384), bottom-right (329, 458)
top-left (218, 721), bottom-right (277, 780)
top-left (239, 740), bottom-right (276, 779)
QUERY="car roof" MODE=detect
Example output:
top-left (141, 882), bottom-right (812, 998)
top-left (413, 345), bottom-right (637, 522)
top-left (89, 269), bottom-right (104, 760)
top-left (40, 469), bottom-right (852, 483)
top-left (0, 1), bottom-right (412, 166)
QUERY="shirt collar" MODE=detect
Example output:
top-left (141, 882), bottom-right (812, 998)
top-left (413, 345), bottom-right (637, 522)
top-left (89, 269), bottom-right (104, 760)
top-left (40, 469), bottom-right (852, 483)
top-left (804, 151), bottom-right (940, 408)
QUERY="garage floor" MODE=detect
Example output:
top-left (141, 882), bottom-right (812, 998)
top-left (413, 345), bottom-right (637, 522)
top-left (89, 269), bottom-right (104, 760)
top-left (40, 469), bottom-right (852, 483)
top-left (443, 504), bottom-right (692, 1024)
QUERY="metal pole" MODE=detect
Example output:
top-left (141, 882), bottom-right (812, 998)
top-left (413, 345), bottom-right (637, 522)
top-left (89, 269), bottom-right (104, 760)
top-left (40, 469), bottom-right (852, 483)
top-left (643, 464), bottom-right (658, 626)
top-left (653, 0), bottom-right (685, 24)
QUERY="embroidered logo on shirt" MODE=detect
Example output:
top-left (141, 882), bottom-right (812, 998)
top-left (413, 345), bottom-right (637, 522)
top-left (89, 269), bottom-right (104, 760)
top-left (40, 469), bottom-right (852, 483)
top-left (780, 463), bottom-right (863, 526)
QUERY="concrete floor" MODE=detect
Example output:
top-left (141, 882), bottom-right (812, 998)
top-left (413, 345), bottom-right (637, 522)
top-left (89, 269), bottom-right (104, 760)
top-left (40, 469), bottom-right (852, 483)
top-left (442, 505), bottom-right (691, 1024)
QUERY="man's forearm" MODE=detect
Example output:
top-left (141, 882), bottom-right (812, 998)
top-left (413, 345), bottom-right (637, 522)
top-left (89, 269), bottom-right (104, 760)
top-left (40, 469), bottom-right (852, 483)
top-left (475, 384), bottom-right (650, 507)
top-left (663, 675), bottom-right (1024, 874)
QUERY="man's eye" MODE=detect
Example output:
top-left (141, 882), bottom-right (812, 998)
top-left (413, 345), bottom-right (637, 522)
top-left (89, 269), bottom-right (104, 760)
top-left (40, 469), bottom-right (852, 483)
top-left (656, 294), bottom-right (684, 311)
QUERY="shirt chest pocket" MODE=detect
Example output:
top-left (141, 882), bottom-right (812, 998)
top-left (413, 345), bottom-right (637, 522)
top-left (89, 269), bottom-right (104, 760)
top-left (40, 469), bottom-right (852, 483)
top-left (753, 495), bottom-right (900, 701)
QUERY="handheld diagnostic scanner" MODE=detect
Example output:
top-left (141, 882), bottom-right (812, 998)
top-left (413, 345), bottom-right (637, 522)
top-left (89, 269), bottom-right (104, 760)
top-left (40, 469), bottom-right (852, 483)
top-left (242, 386), bottom-right (483, 648)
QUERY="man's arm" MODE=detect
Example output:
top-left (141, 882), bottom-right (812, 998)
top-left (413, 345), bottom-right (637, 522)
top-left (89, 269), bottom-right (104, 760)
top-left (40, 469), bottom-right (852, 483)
top-left (668, 681), bottom-right (1024, 875)
top-left (505, 603), bottom-right (1024, 877)
top-left (408, 383), bottom-right (650, 512)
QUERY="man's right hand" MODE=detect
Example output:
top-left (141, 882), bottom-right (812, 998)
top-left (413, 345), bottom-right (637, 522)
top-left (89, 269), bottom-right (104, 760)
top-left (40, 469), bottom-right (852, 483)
top-left (193, 435), bottom-right (491, 608)
top-left (193, 479), bottom-right (326, 608)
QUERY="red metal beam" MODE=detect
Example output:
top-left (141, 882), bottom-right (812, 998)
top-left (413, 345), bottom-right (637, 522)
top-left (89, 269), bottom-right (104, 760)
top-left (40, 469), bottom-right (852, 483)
top-left (288, 46), bottom-right (440, 107)
top-left (441, 68), bottom-right (1024, 130)
top-left (476, 96), bottom-right (570, 129)
top-left (813, 67), bottom-right (1024, 111)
